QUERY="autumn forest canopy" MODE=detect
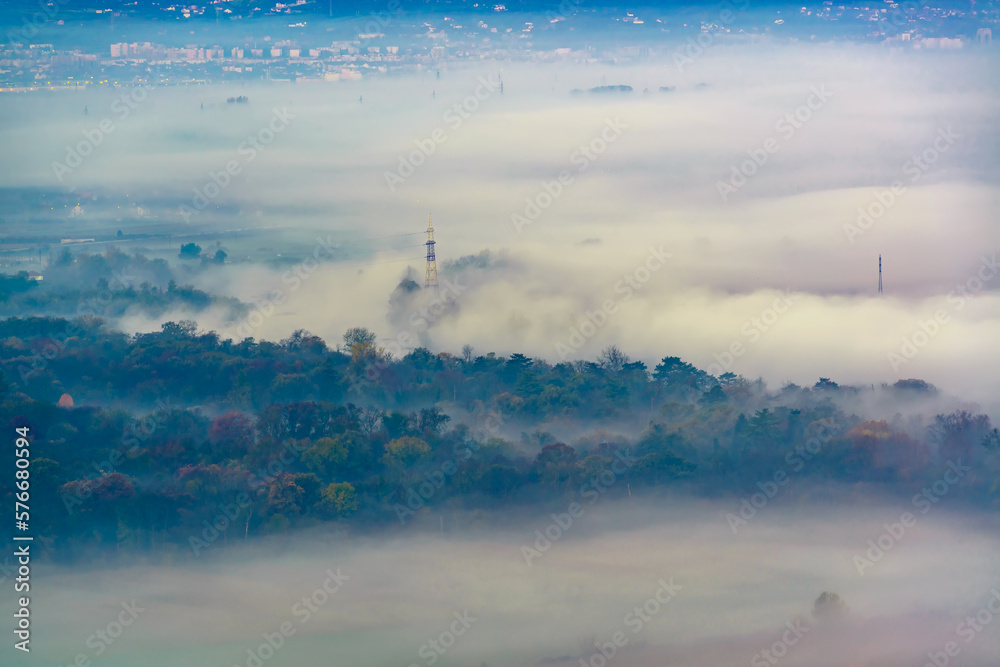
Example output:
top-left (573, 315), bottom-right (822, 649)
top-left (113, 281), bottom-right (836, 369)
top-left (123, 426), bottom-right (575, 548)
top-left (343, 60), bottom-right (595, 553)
top-left (0, 313), bottom-right (998, 564)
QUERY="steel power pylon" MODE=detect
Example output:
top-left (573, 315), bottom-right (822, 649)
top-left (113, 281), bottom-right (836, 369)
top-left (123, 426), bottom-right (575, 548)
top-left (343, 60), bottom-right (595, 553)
top-left (424, 214), bottom-right (439, 293)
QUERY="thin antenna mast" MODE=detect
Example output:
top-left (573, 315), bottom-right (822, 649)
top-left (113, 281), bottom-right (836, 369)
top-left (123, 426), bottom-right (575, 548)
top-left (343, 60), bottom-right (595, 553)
top-left (878, 254), bottom-right (883, 295)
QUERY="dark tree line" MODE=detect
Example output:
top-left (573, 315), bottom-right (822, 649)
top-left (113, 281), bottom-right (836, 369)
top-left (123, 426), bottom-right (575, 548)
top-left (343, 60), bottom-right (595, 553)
top-left (0, 317), bottom-right (999, 564)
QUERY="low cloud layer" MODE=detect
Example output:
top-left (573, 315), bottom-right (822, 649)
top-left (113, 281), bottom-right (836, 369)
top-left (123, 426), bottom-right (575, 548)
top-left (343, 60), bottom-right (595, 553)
top-left (9, 499), bottom-right (1000, 666)
top-left (4, 42), bottom-right (998, 412)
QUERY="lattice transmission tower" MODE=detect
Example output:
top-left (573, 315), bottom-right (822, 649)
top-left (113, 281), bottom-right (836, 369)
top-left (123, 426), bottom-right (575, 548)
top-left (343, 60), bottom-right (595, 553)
top-left (424, 214), bottom-right (438, 293)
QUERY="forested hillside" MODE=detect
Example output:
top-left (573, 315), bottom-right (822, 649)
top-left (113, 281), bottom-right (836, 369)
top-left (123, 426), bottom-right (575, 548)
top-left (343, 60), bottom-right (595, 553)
top-left (1, 316), bottom-right (998, 562)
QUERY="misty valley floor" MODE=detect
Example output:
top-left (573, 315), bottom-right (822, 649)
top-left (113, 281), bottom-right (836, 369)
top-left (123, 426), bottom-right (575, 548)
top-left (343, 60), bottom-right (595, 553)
top-left (6, 498), bottom-right (1000, 667)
